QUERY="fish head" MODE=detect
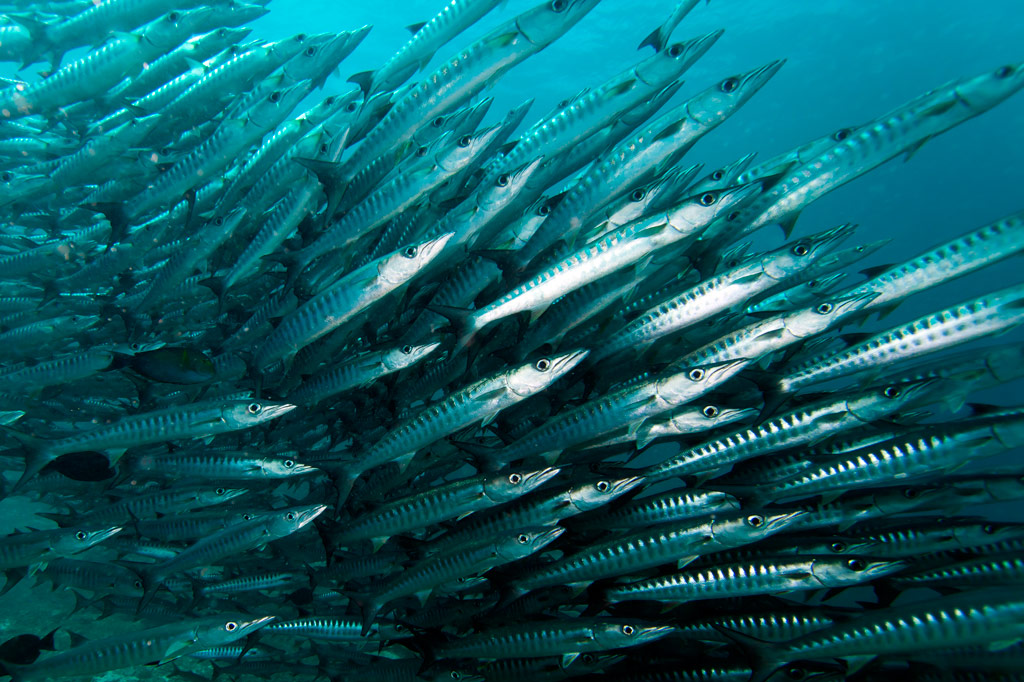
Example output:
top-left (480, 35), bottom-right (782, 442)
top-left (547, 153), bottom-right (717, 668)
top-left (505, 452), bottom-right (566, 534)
top-left (51, 525), bottom-right (122, 556)
top-left (497, 525), bottom-right (565, 560)
top-left (144, 7), bottom-right (216, 50)
top-left (665, 181), bottom-right (762, 237)
top-left (688, 58), bottom-right (786, 127)
top-left (872, 483), bottom-right (944, 515)
top-left (378, 232), bottom-right (454, 285)
top-left (196, 486), bottom-right (248, 506)
top-left (671, 402), bottom-right (759, 434)
top-left (956, 519), bottom-right (1024, 546)
top-left (199, 27), bottom-right (254, 51)
top-left (847, 376), bottom-right (941, 422)
top-left (195, 614), bottom-right (276, 647)
top-left (0, 170), bottom-right (49, 206)
top-left (592, 621), bottom-right (676, 649)
top-left (506, 349), bottom-right (588, 397)
top-left (436, 123), bottom-right (504, 173)
top-left (271, 31), bottom-right (326, 63)
top-left (259, 456), bottom-right (318, 477)
top-left (658, 357), bottom-right (751, 405)
top-left (383, 341), bottom-right (442, 371)
top-left (713, 509), bottom-right (806, 544)
top-left (784, 290), bottom-right (879, 337)
top-left (689, 153), bottom-right (757, 194)
top-left (484, 467), bottom-right (562, 502)
top-left (637, 30), bottom-right (725, 86)
top-left (221, 399), bottom-right (296, 427)
top-left (248, 80), bottom-right (310, 130)
top-left (283, 31), bottom-right (359, 86)
top-left (762, 223), bottom-right (855, 280)
top-left (515, 0), bottom-right (601, 47)
top-left (568, 476), bottom-right (646, 511)
top-left (479, 156), bottom-right (546, 212)
top-left (263, 504), bottom-right (328, 536)
top-left (812, 557), bottom-right (906, 585)
top-left (207, 0), bottom-right (270, 26)
top-left (948, 62), bottom-right (1024, 116)
top-left (971, 472), bottom-right (1024, 502)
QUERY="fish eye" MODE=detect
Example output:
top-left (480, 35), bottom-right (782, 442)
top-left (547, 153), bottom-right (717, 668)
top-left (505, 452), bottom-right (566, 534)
top-left (631, 188), bottom-right (646, 201)
top-left (846, 558), bottom-right (866, 571)
top-left (582, 654), bottom-right (595, 663)
top-left (903, 487), bottom-right (919, 499)
top-left (815, 302), bottom-right (833, 314)
top-left (130, 342), bottom-right (140, 350)
top-left (304, 46), bottom-right (316, 56)
top-left (134, 580), bottom-right (143, 588)
top-left (416, 146), bottom-right (428, 157)
top-left (269, 91), bottom-right (281, 103)
top-left (247, 402), bottom-right (262, 414)
top-left (1, 171), bottom-right (11, 182)
top-left (702, 405), bottom-right (719, 418)
top-left (538, 203), bottom-right (552, 216)
top-left (596, 480), bottom-right (610, 492)
top-left (699, 192), bottom-right (717, 206)
top-left (225, 621), bottom-right (238, 631)
top-left (75, 530), bottom-right (87, 540)
top-left (833, 128), bottom-right (851, 141)
top-left (167, 11), bottom-right (179, 21)
top-left (324, 96), bottom-right (335, 106)
top-left (216, 487), bottom-right (226, 494)
top-left (285, 512), bottom-right (295, 520)
top-left (711, 170), bottom-right (724, 181)
top-left (403, 246), bottom-right (418, 258)
top-left (345, 102), bottom-right (358, 112)
top-left (535, 358), bottom-right (551, 372)
top-left (983, 523), bottom-right (996, 534)
top-left (830, 541), bottom-right (847, 553)
top-left (402, 345), bottom-right (413, 354)
top-left (726, 211), bottom-right (741, 221)
top-left (243, 513), bottom-right (254, 520)
top-left (295, 33), bottom-right (307, 41)
top-left (214, 217), bottom-right (224, 226)
top-left (496, 174), bottom-right (510, 187)
top-left (457, 135), bottom-right (471, 148)
top-left (883, 385), bottom-right (901, 399)
top-left (688, 368), bottom-right (705, 381)
top-left (720, 77), bottom-right (739, 92)
top-left (319, 143), bottom-right (329, 154)
top-left (550, 0), bottom-right (567, 12)
top-left (792, 243), bottom-right (809, 256)
top-left (284, 460), bottom-right (294, 468)
top-left (517, 533), bottom-right (529, 544)
top-left (746, 514), bottom-right (764, 527)
top-left (621, 625), bottom-right (635, 636)
top-left (450, 673), bottom-right (461, 680)
top-left (786, 667), bottom-right (807, 681)
top-left (508, 473), bottom-right (522, 484)
top-left (668, 43), bottom-right (684, 58)
top-left (432, 116), bottom-right (445, 127)
top-left (995, 65), bottom-right (1014, 78)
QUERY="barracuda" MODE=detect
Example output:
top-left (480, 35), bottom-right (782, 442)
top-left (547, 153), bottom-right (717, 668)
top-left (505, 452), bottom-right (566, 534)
top-left (779, 282), bottom-right (1024, 392)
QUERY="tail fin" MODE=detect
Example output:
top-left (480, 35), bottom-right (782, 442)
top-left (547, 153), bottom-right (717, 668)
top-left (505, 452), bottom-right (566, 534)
top-left (425, 305), bottom-right (478, 354)
top-left (0, 427), bottom-right (52, 495)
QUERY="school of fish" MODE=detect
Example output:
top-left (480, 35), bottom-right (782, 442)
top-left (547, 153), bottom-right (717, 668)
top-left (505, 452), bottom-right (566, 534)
top-left (0, 0), bottom-right (1022, 680)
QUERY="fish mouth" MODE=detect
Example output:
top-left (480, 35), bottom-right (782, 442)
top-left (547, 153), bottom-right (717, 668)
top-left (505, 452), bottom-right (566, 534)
top-left (87, 526), bottom-right (124, 545)
top-left (763, 510), bottom-right (807, 532)
top-left (292, 504), bottom-right (329, 528)
top-left (548, 349), bottom-right (590, 377)
top-left (236, 615), bottom-right (277, 636)
top-left (637, 625), bottom-right (677, 641)
top-left (811, 223), bottom-right (858, 250)
top-left (536, 525), bottom-right (567, 546)
top-left (260, 403), bottom-right (298, 420)
top-left (739, 58), bottom-right (786, 91)
top-left (610, 476), bottom-right (646, 496)
top-left (525, 466), bottom-right (563, 488)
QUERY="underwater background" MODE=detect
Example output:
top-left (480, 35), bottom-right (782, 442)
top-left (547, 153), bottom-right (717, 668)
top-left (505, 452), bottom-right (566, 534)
top-left (0, 0), bottom-right (1023, 680)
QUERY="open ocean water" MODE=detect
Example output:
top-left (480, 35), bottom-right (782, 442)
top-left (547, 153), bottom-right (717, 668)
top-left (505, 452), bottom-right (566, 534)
top-left (0, 0), bottom-right (1023, 681)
